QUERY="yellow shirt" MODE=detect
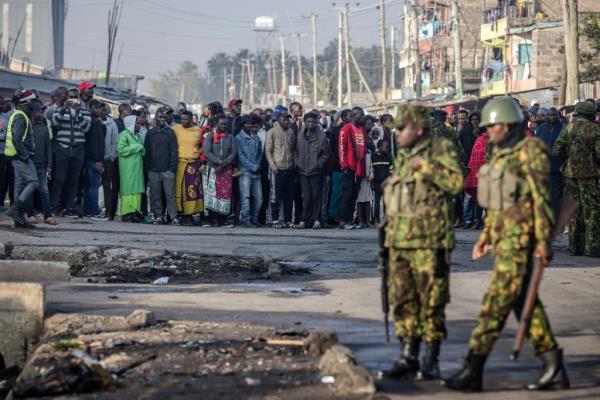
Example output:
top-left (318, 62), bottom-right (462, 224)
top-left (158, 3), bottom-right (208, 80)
top-left (173, 124), bottom-right (201, 159)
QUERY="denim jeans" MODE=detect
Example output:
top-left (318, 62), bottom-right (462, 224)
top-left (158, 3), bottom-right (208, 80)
top-left (25, 165), bottom-right (52, 217)
top-left (84, 161), bottom-right (102, 215)
top-left (463, 191), bottom-right (482, 224)
top-left (12, 158), bottom-right (39, 206)
top-left (240, 172), bottom-right (263, 224)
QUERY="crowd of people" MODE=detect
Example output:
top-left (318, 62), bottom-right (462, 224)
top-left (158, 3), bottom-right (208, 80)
top-left (0, 83), bottom-right (598, 256)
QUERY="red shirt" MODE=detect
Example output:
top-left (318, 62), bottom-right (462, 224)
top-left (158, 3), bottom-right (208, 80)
top-left (339, 123), bottom-right (367, 177)
top-left (464, 131), bottom-right (489, 191)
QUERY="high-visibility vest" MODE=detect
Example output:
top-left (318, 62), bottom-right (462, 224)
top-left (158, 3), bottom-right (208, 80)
top-left (4, 110), bottom-right (30, 157)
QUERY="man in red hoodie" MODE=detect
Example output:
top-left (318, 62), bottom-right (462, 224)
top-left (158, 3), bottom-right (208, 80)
top-left (338, 107), bottom-right (367, 229)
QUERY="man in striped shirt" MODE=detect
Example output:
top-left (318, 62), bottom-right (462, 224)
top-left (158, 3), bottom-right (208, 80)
top-left (50, 88), bottom-right (91, 217)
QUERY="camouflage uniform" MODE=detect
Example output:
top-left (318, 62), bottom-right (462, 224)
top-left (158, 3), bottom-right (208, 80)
top-left (383, 128), bottom-right (463, 341)
top-left (553, 112), bottom-right (600, 257)
top-left (469, 137), bottom-right (558, 356)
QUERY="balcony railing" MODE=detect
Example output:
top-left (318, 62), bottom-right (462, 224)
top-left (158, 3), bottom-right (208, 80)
top-left (483, 0), bottom-right (535, 24)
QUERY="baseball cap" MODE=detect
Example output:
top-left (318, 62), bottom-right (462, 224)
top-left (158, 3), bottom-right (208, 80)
top-left (228, 99), bottom-right (243, 109)
top-left (78, 81), bottom-right (96, 92)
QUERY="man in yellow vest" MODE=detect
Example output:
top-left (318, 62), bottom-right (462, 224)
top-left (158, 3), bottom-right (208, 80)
top-left (5, 89), bottom-right (39, 226)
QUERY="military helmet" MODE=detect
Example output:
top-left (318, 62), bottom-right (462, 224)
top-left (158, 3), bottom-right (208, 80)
top-left (573, 100), bottom-right (596, 116)
top-left (385, 104), bottom-right (431, 130)
top-left (479, 96), bottom-right (524, 127)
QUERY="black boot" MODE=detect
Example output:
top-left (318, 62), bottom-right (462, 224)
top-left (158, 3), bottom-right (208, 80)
top-left (378, 338), bottom-right (420, 380)
top-left (441, 351), bottom-right (487, 392)
top-left (417, 340), bottom-right (440, 380)
top-left (6, 199), bottom-right (27, 226)
top-left (526, 348), bottom-right (570, 390)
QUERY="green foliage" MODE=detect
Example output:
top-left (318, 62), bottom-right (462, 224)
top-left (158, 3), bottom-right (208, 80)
top-left (149, 60), bottom-right (209, 105)
top-left (580, 14), bottom-right (600, 82)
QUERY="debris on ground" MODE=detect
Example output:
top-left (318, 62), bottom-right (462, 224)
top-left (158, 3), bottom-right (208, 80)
top-left (6, 246), bottom-right (311, 284)
top-left (10, 313), bottom-right (369, 399)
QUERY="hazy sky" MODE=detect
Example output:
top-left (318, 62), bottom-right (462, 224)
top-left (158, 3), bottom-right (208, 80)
top-left (65, 0), bottom-right (405, 88)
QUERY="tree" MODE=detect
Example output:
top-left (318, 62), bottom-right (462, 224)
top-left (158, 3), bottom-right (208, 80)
top-left (580, 14), bottom-right (600, 82)
top-left (561, 0), bottom-right (579, 105)
top-left (149, 61), bottom-right (209, 105)
top-left (105, 0), bottom-right (122, 87)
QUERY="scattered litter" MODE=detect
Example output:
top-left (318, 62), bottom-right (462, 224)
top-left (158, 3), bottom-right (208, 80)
top-left (321, 375), bottom-right (335, 384)
top-left (245, 377), bottom-right (261, 386)
top-left (152, 277), bottom-right (169, 285)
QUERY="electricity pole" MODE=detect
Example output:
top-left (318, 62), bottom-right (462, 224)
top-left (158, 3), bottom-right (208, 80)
top-left (411, 0), bottom-right (421, 98)
top-left (562, 0), bottom-right (579, 104)
top-left (379, 0), bottom-right (387, 100)
top-left (311, 14), bottom-right (318, 106)
top-left (390, 25), bottom-right (396, 90)
top-left (279, 35), bottom-right (287, 105)
top-left (452, 0), bottom-right (463, 99)
top-left (295, 33), bottom-right (306, 103)
top-left (343, 3), bottom-right (352, 107)
top-left (337, 10), bottom-right (343, 108)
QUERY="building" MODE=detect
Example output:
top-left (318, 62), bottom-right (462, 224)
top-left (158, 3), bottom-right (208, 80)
top-left (479, 0), bottom-right (600, 98)
top-left (0, 0), bottom-right (66, 72)
top-left (397, 0), bottom-right (485, 100)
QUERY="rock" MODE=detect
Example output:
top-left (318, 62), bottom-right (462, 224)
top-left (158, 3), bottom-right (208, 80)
top-left (126, 310), bottom-right (156, 329)
top-left (152, 277), bottom-right (169, 285)
top-left (318, 344), bottom-right (375, 395)
top-left (0, 242), bottom-right (5, 257)
top-left (267, 263), bottom-right (282, 281)
top-left (318, 345), bottom-right (355, 373)
top-left (305, 328), bottom-right (338, 356)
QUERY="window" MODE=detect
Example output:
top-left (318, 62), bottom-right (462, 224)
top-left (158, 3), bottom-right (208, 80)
top-left (25, 3), bottom-right (32, 53)
top-left (518, 43), bottom-right (532, 64)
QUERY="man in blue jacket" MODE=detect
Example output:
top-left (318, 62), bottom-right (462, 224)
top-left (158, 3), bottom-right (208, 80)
top-left (236, 115), bottom-right (263, 227)
top-left (535, 107), bottom-right (564, 217)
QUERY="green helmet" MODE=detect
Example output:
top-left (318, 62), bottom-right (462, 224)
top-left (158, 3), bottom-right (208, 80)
top-left (385, 104), bottom-right (432, 130)
top-left (479, 96), bottom-right (524, 127)
top-left (574, 100), bottom-right (596, 116)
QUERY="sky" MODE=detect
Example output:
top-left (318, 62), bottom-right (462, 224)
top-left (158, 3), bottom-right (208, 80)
top-left (64, 0), bottom-right (406, 90)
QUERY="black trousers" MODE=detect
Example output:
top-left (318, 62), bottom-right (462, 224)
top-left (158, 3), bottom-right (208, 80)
top-left (271, 169), bottom-right (295, 223)
top-left (102, 159), bottom-right (120, 217)
top-left (258, 157), bottom-right (270, 224)
top-left (293, 172), bottom-right (303, 223)
top-left (373, 181), bottom-right (384, 223)
top-left (300, 174), bottom-right (323, 225)
top-left (339, 169), bottom-right (361, 224)
top-left (0, 154), bottom-right (14, 205)
top-left (51, 146), bottom-right (84, 211)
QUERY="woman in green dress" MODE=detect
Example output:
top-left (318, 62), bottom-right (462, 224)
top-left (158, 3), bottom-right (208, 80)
top-left (117, 115), bottom-right (145, 222)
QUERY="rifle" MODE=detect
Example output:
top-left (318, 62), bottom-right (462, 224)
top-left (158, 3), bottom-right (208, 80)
top-left (378, 223), bottom-right (390, 342)
top-left (511, 195), bottom-right (579, 360)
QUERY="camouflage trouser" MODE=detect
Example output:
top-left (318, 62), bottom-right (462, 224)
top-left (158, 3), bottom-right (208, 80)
top-left (565, 177), bottom-right (600, 256)
top-left (388, 248), bottom-right (450, 342)
top-left (469, 240), bottom-right (558, 356)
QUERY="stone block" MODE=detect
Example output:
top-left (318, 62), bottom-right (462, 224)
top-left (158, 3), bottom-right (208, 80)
top-left (0, 282), bottom-right (44, 367)
top-left (126, 309), bottom-right (156, 329)
top-left (0, 260), bottom-right (69, 282)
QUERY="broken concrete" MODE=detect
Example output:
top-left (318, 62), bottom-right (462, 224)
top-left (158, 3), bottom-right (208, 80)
top-left (0, 283), bottom-right (45, 368)
top-left (319, 344), bottom-right (376, 396)
top-left (126, 309), bottom-right (156, 329)
top-left (0, 260), bottom-right (69, 282)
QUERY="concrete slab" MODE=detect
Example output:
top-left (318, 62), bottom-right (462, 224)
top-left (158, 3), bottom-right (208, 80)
top-left (0, 282), bottom-right (45, 367)
top-left (0, 260), bottom-right (69, 282)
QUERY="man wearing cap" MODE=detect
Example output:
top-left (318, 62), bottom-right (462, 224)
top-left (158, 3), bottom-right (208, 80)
top-left (443, 97), bottom-right (568, 392)
top-left (553, 100), bottom-right (600, 257)
top-left (265, 105), bottom-right (296, 228)
top-left (78, 81), bottom-right (96, 111)
top-left (4, 90), bottom-right (39, 226)
top-left (226, 99), bottom-right (243, 136)
top-left (378, 104), bottom-right (463, 382)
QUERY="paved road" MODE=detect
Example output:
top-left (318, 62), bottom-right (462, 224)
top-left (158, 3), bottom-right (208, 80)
top-left (1, 216), bottom-right (599, 399)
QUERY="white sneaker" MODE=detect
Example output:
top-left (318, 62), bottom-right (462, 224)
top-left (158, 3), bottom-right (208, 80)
top-left (312, 221), bottom-right (321, 229)
top-left (343, 224), bottom-right (355, 230)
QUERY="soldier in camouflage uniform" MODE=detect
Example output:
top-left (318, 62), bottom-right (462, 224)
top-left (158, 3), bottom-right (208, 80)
top-left (443, 97), bottom-right (569, 392)
top-left (378, 105), bottom-right (463, 381)
top-left (553, 101), bottom-right (600, 257)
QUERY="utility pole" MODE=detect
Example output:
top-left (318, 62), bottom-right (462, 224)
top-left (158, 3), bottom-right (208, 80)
top-left (379, 0), bottom-right (387, 100)
top-left (343, 3), bottom-right (352, 107)
top-left (279, 35), bottom-right (287, 105)
top-left (337, 10), bottom-right (343, 108)
top-left (411, 0), bottom-right (421, 98)
top-left (246, 59), bottom-right (255, 106)
top-left (295, 33), bottom-right (306, 103)
top-left (562, 0), bottom-right (579, 104)
top-left (390, 25), bottom-right (396, 90)
top-left (350, 49), bottom-right (378, 104)
top-left (270, 48), bottom-right (278, 104)
top-left (451, 0), bottom-right (463, 99)
top-left (310, 14), bottom-right (318, 106)
top-left (222, 67), bottom-right (227, 105)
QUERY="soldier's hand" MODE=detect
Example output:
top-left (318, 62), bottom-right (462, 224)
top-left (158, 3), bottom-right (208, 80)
top-left (409, 155), bottom-right (424, 171)
top-left (472, 240), bottom-right (490, 260)
top-left (534, 245), bottom-right (551, 265)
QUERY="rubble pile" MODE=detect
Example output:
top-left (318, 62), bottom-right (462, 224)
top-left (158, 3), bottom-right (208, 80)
top-left (8, 313), bottom-right (370, 399)
top-left (4, 245), bottom-right (310, 284)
